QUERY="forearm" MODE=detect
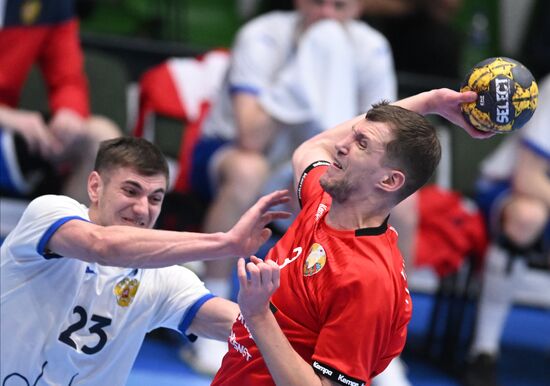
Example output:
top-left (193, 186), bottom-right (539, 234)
top-left (246, 310), bottom-right (324, 386)
top-left (49, 222), bottom-right (242, 268)
top-left (187, 297), bottom-right (240, 340)
top-left (392, 90), bottom-right (437, 115)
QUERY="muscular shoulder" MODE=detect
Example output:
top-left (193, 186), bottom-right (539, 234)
top-left (24, 195), bottom-right (87, 222)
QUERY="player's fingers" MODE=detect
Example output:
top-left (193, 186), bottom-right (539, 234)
top-left (458, 90), bottom-right (478, 103)
top-left (267, 260), bottom-right (281, 289)
top-left (237, 258), bottom-right (248, 290)
top-left (249, 255), bottom-right (263, 264)
top-left (258, 228), bottom-right (272, 245)
top-left (262, 211), bottom-right (292, 224)
top-left (258, 259), bottom-right (273, 286)
top-left (257, 190), bottom-right (290, 212)
top-left (246, 261), bottom-right (261, 288)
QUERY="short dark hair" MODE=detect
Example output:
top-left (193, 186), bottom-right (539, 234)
top-left (366, 102), bottom-right (441, 202)
top-left (94, 137), bottom-right (169, 183)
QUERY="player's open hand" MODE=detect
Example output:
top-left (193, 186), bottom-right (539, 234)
top-left (228, 190), bottom-right (291, 258)
top-left (237, 256), bottom-right (280, 320)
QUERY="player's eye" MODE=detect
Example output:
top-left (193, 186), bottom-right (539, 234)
top-left (149, 195), bottom-right (163, 205)
top-left (122, 187), bottom-right (136, 196)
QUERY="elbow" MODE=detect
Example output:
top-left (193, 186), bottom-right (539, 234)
top-left (87, 228), bottom-right (111, 265)
top-left (87, 228), bottom-right (125, 267)
top-left (292, 145), bottom-right (304, 171)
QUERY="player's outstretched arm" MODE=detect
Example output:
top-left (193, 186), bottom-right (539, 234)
top-left (47, 190), bottom-right (291, 268)
top-left (393, 88), bottom-right (494, 139)
top-left (237, 256), bottom-right (338, 386)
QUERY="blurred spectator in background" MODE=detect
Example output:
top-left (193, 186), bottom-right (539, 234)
top-left (186, 0), bottom-right (397, 375)
top-left (361, 0), bottom-right (464, 79)
top-left (462, 74), bottom-right (550, 386)
top-left (0, 0), bottom-right (120, 204)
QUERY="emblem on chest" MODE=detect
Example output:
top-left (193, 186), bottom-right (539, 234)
top-left (114, 277), bottom-right (140, 307)
top-left (304, 243), bottom-right (327, 276)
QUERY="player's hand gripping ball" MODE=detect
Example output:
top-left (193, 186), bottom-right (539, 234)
top-left (460, 57), bottom-right (538, 133)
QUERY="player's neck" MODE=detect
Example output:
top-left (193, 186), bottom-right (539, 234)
top-left (327, 200), bottom-right (390, 231)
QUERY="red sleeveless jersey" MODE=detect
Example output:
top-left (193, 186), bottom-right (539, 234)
top-left (213, 162), bottom-right (412, 386)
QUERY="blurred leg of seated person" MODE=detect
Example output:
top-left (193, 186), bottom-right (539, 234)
top-left (0, 107), bottom-right (120, 203)
top-left (464, 75), bottom-right (550, 386)
top-left (464, 191), bottom-right (550, 386)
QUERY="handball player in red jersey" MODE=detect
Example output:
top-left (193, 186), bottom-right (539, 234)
top-left (212, 88), bottom-right (491, 386)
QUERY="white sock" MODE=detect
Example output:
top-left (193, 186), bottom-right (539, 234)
top-left (470, 244), bottom-right (520, 356)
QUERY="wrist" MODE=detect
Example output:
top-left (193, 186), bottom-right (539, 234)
top-left (221, 230), bottom-right (242, 257)
top-left (242, 307), bottom-right (273, 331)
top-left (422, 89), bottom-right (439, 116)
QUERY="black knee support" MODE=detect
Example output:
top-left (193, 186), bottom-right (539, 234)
top-left (497, 233), bottom-right (548, 272)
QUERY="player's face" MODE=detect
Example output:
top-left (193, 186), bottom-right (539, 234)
top-left (89, 167), bottom-right (167, 229)
top-left (296, 0), bottom-right (361, 28)
top-left (320, 119), bottom-right (393, 203)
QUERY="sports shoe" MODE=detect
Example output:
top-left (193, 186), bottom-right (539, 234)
top-left (462, 353), bottom-right (500, 386)
top-left (180, 338), bottom-right (228, 376)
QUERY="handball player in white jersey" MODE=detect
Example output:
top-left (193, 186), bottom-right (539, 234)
top-left (0, 136), bottom-right (289, 385)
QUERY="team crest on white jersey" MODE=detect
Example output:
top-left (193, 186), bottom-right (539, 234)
top-left (114, 277), bottom-right (140, 307)
top-left (304, 243), bottom-right (327, 276)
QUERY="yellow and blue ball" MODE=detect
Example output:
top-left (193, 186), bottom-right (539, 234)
top-left (460, 57), bottom-right (538, 133)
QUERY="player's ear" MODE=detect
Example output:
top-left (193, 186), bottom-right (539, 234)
top-left (378, 169), bottom-right (405, 192)
top-left (87, 171), bottom-right (102, 203)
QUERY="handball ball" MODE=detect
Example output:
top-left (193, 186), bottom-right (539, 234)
top-left (460, 57), bottom-right (538, 133)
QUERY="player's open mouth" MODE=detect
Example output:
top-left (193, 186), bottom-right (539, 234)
top-left (333, 160), bottom-right (343, 170)
top-left (122, 217), bottom-right (145, 227)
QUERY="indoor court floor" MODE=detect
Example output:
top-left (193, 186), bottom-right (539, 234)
top-left (128, 292), bottom-right (550, 386)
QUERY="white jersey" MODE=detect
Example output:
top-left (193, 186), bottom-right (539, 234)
top-left (480, 74), bottom-right (550, 180)
top-left (201, 11), bottom-right (396, 142)
top-left (1, 195), bottom-right (212, 385)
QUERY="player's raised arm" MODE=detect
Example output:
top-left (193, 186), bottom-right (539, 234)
top-left (392, 88), bottom-right (493, 139)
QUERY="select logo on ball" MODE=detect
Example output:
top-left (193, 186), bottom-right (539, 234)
top-left (494, 76), bottom-right (511, 124)
top-left (460, 57), bottom-right (538, 133)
